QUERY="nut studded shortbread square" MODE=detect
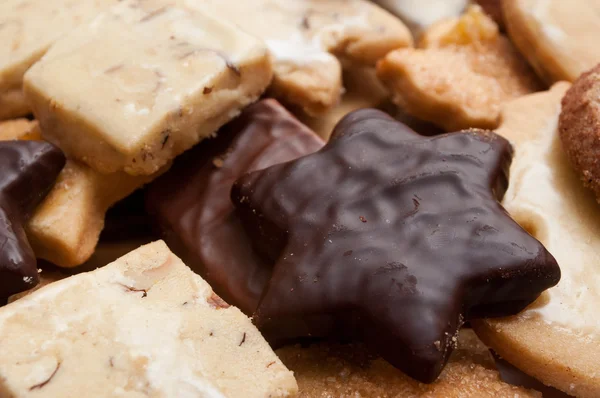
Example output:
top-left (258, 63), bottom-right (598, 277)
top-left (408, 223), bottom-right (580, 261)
top-left (24, 0), bottom-right (273, 175)
top-left (0, 241), bottom-right (297, 397)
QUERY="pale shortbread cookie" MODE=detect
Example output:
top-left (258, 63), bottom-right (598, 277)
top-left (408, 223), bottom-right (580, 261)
top-left (0, 118), bottom-right (40, 141)
top-left (200, 0), bottom-right (411, 115)
top-left (0, 0), bottom-right (118, 120)
top-left (297, 67), bottom-right (389, 139)
top-left (377, 6), bottom-right (541, 131)
top-left (0, 121), bottom-right (162, 267)
top-left (0, 241), bottom-right (298, 397)
top-left (473, 82), bottom-right (600, 397)
top-left (277, 329), bottom-right (540, 397)
top-left (25, 0), bottom-right (273, 175)
top-left (373, 0), bottom-right (468, 35)
top-left (503, 0), bottom-right (600, 84)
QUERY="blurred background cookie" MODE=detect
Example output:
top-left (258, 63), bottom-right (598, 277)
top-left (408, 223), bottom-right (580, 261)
top-left (377, 6), bottom-right (542, 131)
top-left (503, 0), bottom-right (600, 84)
top-left (203, 0), bottom-right (412, 115)
top-left (0, 0), bottom-right (119, 120)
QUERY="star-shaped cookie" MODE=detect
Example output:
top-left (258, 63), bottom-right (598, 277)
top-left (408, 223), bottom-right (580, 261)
top-left (232, 109), bottom-right (560, 383)
top-left (0, 141), bottom-right (65, 298)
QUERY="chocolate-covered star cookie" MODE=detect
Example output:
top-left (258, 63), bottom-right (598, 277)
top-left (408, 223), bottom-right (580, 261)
top-left (0, 141), bottom-right (65, 298)
top-left (232, 109), bottom-right (560, 383)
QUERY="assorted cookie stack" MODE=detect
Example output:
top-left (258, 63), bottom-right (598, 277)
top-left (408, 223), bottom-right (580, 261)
top-left (0, 0), bottom-right (598, 397)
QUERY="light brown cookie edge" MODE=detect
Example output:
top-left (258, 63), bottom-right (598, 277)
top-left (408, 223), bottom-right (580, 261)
top-left (473, 313), bottom-right (600, 397)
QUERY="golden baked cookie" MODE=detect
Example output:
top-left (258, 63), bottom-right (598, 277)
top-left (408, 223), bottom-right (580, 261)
top-left (0, 118), bottom-right (40, 141)
top-left (377, 6), bottom-right (542, 131)
top-left (26, 161), bottom-right (163, 267)
top-left (277, 329), bottom-right (541, 397)
top-left (503, 0), bottom-right (600, 84)
top-left (201, 0), bottom-right (412, 115)
top-left (473, 82), bottom-right (600, 398)
top-left (559, 64), bottom-right (600, 203)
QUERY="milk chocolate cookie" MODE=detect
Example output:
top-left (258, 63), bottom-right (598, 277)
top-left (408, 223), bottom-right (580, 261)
top-left (503, 0), bottom-right (600, 84)
top-left (146, 100), bottom-right (324, 314)
top-left (473, 83), bottom-right (600, 397)
top-left (559, 64), bottom-right (600, 203)
top-left (277, 330), bottom-right (541, 397)
top-left (377, 6), bottom-right (541, 131)
top-left (232, 108), bottom-right (560, 383)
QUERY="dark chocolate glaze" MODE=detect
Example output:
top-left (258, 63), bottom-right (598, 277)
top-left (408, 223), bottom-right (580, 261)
top-left (231, 109), bottom-right (561, 383)
top-left (0, 141), bottom-right (65, 298)
top-left (145, 99), bottom-right (324, 314)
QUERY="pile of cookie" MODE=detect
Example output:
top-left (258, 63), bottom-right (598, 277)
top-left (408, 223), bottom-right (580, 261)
top-left (0, 0), bottom-right (598, 396)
